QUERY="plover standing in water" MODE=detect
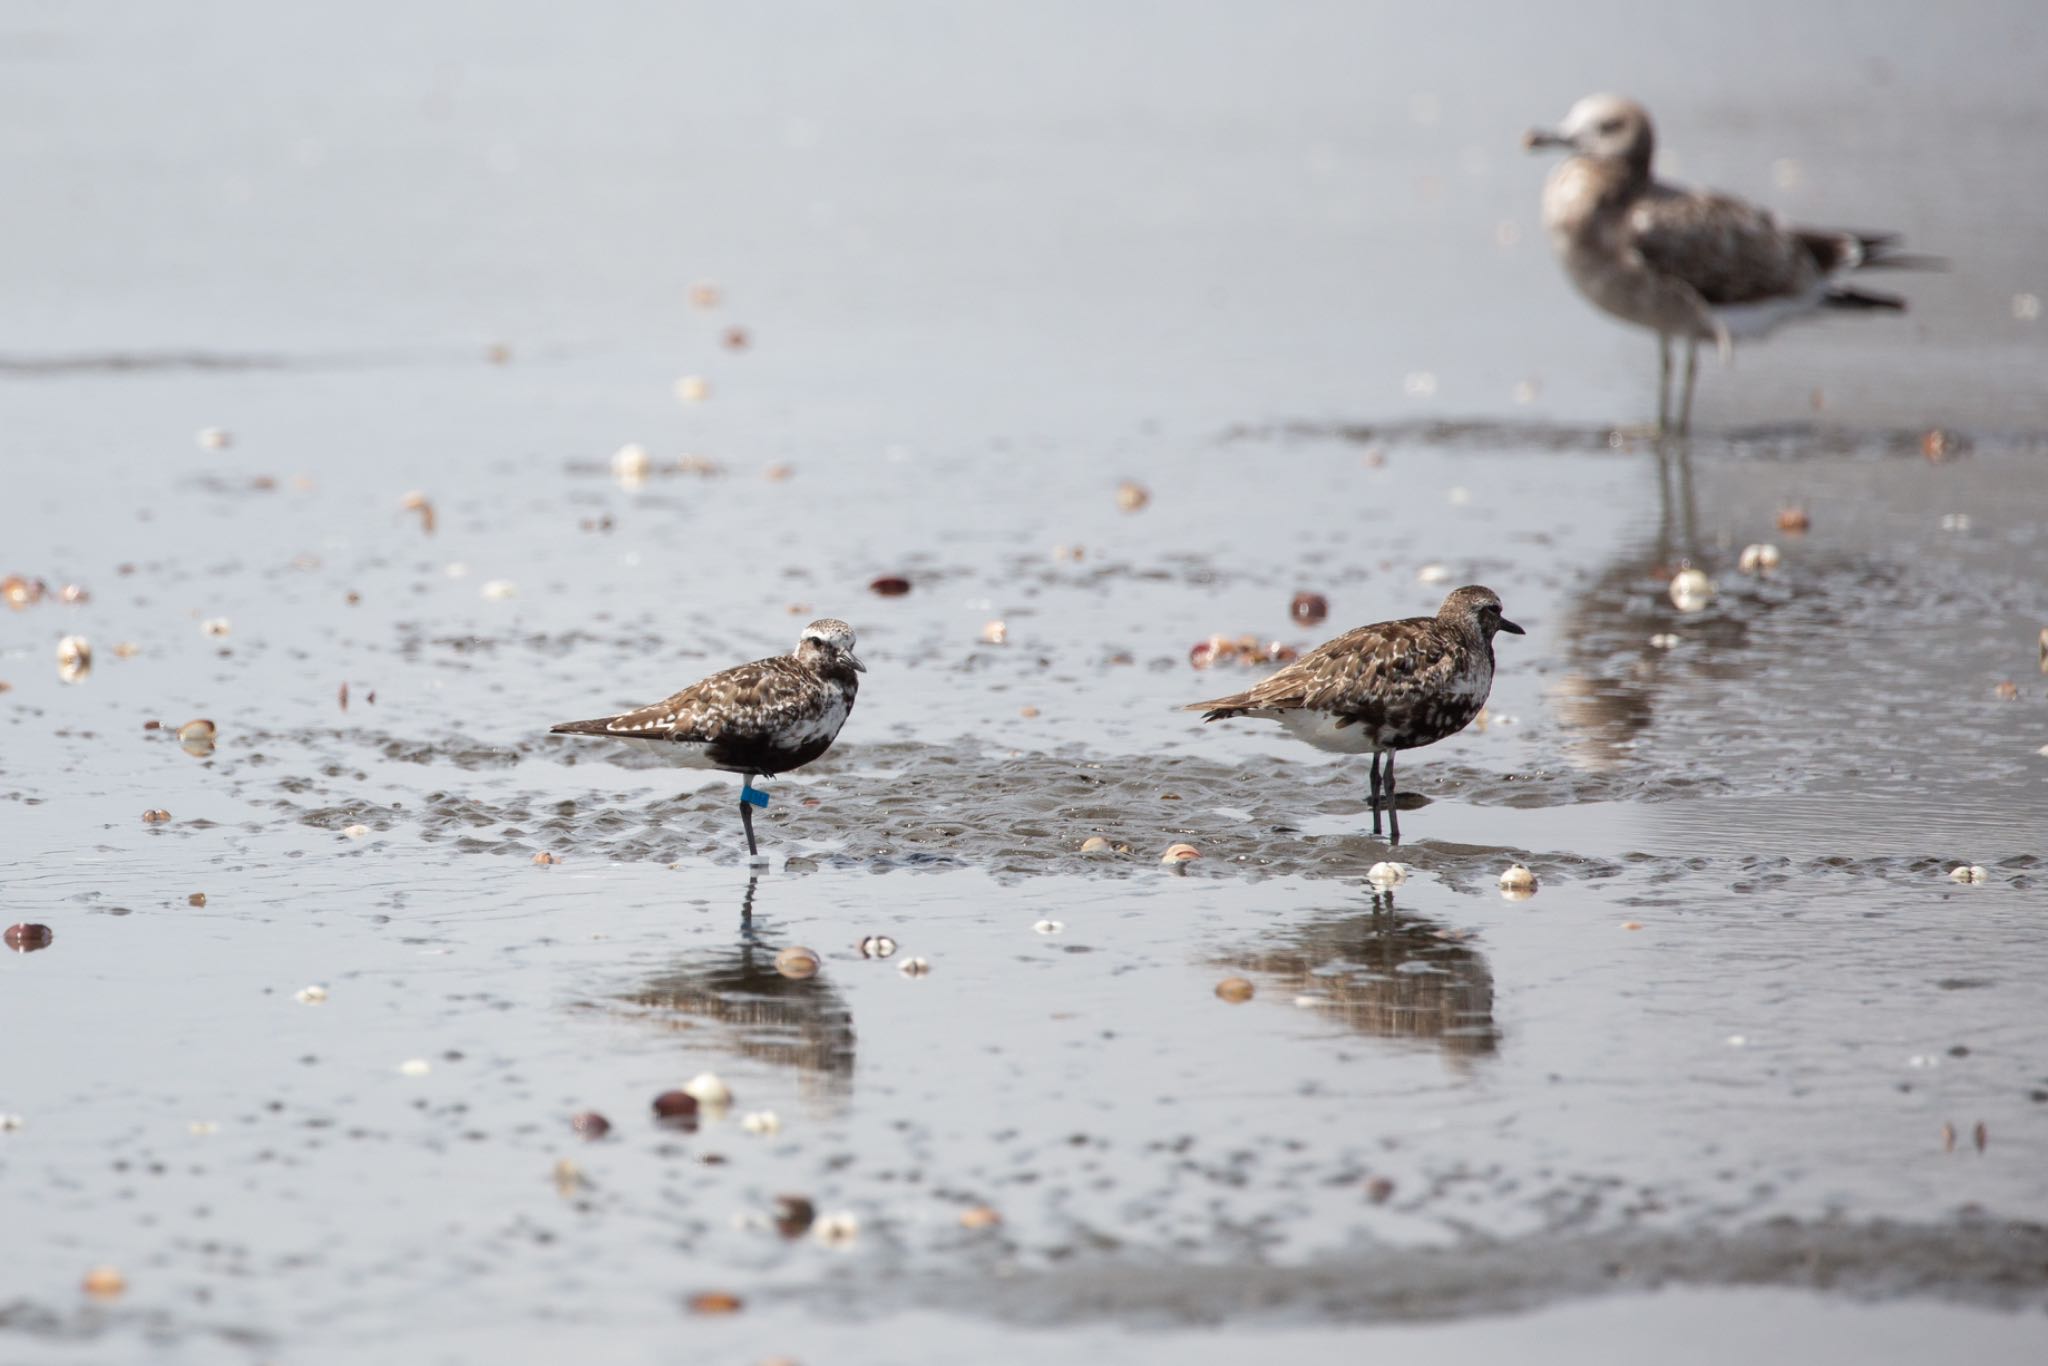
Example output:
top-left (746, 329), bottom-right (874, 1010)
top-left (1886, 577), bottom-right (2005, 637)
top-left (1185, 587), bottom-right (1523, 843)
top-left (550, 618), bottom-right (864, 860)
top-left (1525, 94), bottom-right (1926, 433)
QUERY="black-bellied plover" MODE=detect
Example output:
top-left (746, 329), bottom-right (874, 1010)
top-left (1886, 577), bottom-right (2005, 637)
top-left (550, 618), bottom-right (864, 859)
top-left (1525, 94), bottom-right (1924, 433)
top-left (1185, 586), bottom-right (1523, 843)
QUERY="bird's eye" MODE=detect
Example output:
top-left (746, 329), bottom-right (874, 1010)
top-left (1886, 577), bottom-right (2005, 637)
top-left (1598, 118), bottom-right (1625, 135)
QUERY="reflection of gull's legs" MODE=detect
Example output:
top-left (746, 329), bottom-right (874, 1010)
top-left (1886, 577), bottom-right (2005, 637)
top-left (1657, 334), bottom-right (1673, 433)
top-left (1677, 337), bottom-right (1700, 434)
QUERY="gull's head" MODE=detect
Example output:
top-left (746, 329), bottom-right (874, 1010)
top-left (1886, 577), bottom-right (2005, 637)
top-left (798, 617), bottom-right (865, 672)
top-left (1524, 94), bottom-right (1654, 170)
top-left (1441, 585), bottom-right (1525, 641)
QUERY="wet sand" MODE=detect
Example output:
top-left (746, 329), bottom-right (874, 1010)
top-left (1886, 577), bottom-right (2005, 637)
top-left (5, 3), bottom-right (2048, 1362)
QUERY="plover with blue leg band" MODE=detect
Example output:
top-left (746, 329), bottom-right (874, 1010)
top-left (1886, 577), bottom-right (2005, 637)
top-left (1525, 94), bottom-right (1930, 434)
top-left (550, 618), bottom-right (863, 860)
top-left (1185, 587), bottom-right (1523, 845)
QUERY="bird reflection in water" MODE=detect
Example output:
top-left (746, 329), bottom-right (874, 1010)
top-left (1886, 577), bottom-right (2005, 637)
top-left (1218, 891), bottom-right (1499, 1064)
top-left (618, 876), bottom-right (856, 1103)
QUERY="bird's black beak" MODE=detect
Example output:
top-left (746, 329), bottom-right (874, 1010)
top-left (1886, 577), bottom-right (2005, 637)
top-left (848, 652), bottom-right (867, 673)
top-left (1497, 617), bottom-right (1526, 635)
top-left (1523, 128), bottom-right (1572, 153)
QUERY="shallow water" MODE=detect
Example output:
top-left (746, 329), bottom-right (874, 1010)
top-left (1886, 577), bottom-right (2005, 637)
top-left (5, 2), bottom-right (2048, 1362)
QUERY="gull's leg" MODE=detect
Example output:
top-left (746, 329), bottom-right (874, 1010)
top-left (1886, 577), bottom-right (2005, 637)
top-left (739, 772), bottom-right (759, 858)
top-left (1657, 333), bottom-right (1673, 433)
top-left (1368, 750), bottom-right (1384, 836)
top-left (1679, 337), bottom-right (1700, 435)
top-left (1385, 750), bottom-right (1401, 846)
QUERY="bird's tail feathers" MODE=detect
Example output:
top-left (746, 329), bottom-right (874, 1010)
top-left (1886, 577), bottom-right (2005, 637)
top-left (549, 717), bottom-right (618, 735)
top-left (1823, 286), bottom-right (1907, 312)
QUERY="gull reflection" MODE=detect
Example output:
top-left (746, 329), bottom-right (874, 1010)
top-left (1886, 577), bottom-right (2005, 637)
top-left (619, 877), bottom-right (856, 1104)
top-left (1217, 891), bottom-right (1499, 1065)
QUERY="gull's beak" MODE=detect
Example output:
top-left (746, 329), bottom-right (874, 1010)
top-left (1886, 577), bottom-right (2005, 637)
top-left (848, 652), bottom-right (867, 673)
top-left (1497, 617), bottom-right (1526, 636)
top-left (1523, 128), bottom-right (1573, 153)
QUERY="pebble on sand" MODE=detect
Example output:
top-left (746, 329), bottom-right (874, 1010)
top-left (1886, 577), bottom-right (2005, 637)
top-left (1366, 861), bottom-right (1408, 889)
top-left (532, 851), bottom-right (556, 865)
top-left (201, 617), bottom-right (232, 637)
top-left (188, 893), bottom-right (206, 906)
top-left (142, 808), bottom-right (172, 824)
top-left (1499, 865), bottom-right (1538, 900)
top-left (1160, 843), bottom-right (1200, 864)
top-left (480, 579), bottom-right (517, 600)
top-left (196, 426), bottom-right (232, 449)
top-left (774, 1194), bottom-right (815, 1238)
top-left (1215, 977), bottom-right (1255, 1004)
top-left (980, 619), bottom-right (1008, 645)
top-left (653, 1090), bottom-right (700, 1122)
top-left (1032, 919), bottom-right (1064, 935)
top-left (1948, 865), bottom-right (1989, 885)
top-left (611, 443), bottom-right (653, 484)
top-left (342, 823), bottom-right (370, 839)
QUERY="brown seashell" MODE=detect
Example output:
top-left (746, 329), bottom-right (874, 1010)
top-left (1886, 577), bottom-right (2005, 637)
top-left (868, 575), bottom-right (911, 597)
top-left (774, 945), bottom-right (821, 980)
top-left (652, 1090), bottom-right (700, 1125)
top-left (1290, 592), bottom-right (1329, 626)
top-left (958, 1205), bottom-right (1003, 1230)
top-left (142, 808), bottom-right (172, 824)
top-left (570, 1111), bottom-right (612, 1139)
top-left (773, 1194), bottom-right (815, 1238)
top-left (722, 326), bottom-right (750, 351)
top-left (5, 923), bottom-right (54, 953)
top-left (401, 491), bottom-right (436, 535)
top-left (1214, 976), bottom-right (1254, 1003)
top-left (188, 893), bottom-right (206, 907)
top-left (82, 1266), bottom-right (126, 1299)
top-left (1160, 843), bottom-right (1200, 864)
top-left (688, 1291), bottom-right (743, 1315)
top-left (1776, 505), bottom-right (1811, 534)
top-left (532, 851), bottom-right (557, 866)
top-left (1116, 480), bottom-right (1150, 512)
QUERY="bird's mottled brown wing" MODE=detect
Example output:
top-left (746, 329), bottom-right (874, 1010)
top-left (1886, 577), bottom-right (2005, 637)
top-left (552, 656), bottom-right (828, 743)
top-left (1628, 185), bottom-right (1816, 306)
top-left (1189, 619), bottom-right (1453, 718)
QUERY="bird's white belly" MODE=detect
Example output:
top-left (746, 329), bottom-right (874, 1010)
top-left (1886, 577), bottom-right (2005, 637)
top-left (1712, 287), bottom-right (1826, 341)
top-left (1275, 709), bottom-right (1382, 755)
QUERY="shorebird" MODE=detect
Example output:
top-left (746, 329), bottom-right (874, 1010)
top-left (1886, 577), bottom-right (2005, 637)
top-left (1184, 586), bottom-right (1523, 843)
top-left (549, 618), bottom-right (863, 859)
top-left (1525, 94), bottom-right (1923, 434)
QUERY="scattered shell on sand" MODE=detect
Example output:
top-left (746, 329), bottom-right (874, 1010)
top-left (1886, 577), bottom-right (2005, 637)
top-left (480, 579), bottom-right (517, 600)
top-left (774, 946), bottom-right (821, 980)
top-left (552, 1158), bottom-right (583, 1196)
top-left (741, 1110), bottom-right (781, 1135)
top-left (57, 634), bottom-right (91, 683)
top-left (294, 984), bottom-right (328, 1004)
top-left (689, 282), bottom-right (722, 309)
top-left (722, 326), bottom-right (750, 350)
top-left (1940, 512), bottom-right (1972, 532)
top-left (82, 1266), bottom-right (127, 1299)
top-left (401, 491), bottom-right (437, 535)
top-left (868, 575), bottom-right (911, 597)
top-left (959, 1205), bottom-right (1003, 1230)
top-left (397, 1059), bottom-right (431, 1077)
top-left (652, 1090), bottom-right (700, 1122)
top-left (1948, 865), bottom-right (1989, 885)
top-left (1776, 506), bottom-right (1811, 534)
top-left (1160, 843), bottom-right (1200, 864)
top-left (980, 619), bottom-right (1008, 645)
top-left (813, 1212), bottom-right (859, 1248)
top-left (1498, 864), bottom-right (1537, 891)
top-left (687, 1291), bottom-right (743, 1315)
top-left (858, 935), bottom-right (897, 959)
top-left (898, 957), bottom-right (931, 978)
top-left (1366, 861), bottom-right (1408, 889)
top-left (342, 824), bottom-right (370, 839)
top-left (1994, 681), bottom-right (2019, 701)
top-left (1649, 632), bottom-right (1680, 650)
top-left (683, 1072), bottom-right (734, 1108)
top-left (1215, 977), bottom-right (1255, 1004)
top-left (570, 1111), bottom-right (611, 1139)
top-left (774, 1194), bottom-right (815, 1238)
top-left (201, 616), bottom-right (232, 637)
top-left (1079, 836), bottom-right (1112, 855)
top-left (196, 426), bottom-right (233, 450)
top-left (675, 375), bottom-right (710, 403)
top-left (142, 808), bottom-right (172, 824)
top-left (611, 443), bottom-right (653, 484)
top-left (1621, 921), bottom-right (1644, 931)
top-left (532, 851), bottom-right (556, 866)
top-left (5, 923), bottom-right (55, 953)
top-left (1290, 592), bottom-right (1329, 625)
top-left (1116, 480), bottom-right (1150, 512)
top-left (1032, 919), bottom-right (1064, 935)
top-left (1737, 543), bottom-right (1781, 575)
top-left (1365, 1176), bottom-right (1396, 1204)
top-left (188, 893), bottom-right (206, 907)
top-left (1668, 568), bottom-right (1715, 612)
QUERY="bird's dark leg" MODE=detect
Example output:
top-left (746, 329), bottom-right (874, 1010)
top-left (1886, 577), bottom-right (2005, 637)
top-left (1678, 337), bottom-right (1700, 435)
top-left (739, 772), bottom-right (760, 858)
top-left (1657, 334), bottom-right (1673, 433)
top-left (1384, 750), bottom-right (1401, 845)
top-left (1368, 751), bottom-right (1384, 836)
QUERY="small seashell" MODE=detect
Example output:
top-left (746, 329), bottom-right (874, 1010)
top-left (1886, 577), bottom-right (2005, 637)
top-left (552, 1157), bottom-right (583, 1196)
top-left (176, 719), bottom-right (217, 756)
top-left (689, 282), bottom-right (722, 309)
top-left (0, 1114), bottom-right (23, 1131)
top-left (1994, 681), bottom-right (2019, 701)
top-left (532, 851), bottom-right (556, 866)
top-left (142, 808), bottom-right (172, 824)
top-left (898, 956), bottom-right (931, 978)
top-left (687, 1291), bottom-right (743, 1315)
top-left (1416, 563), bottom-right (1450, 585)
top-left (82, 1265), bottom-right (127, 1299)
top-left (1115, 480), bottom-right (1150, 512)
top-left (401, 491), bottom-right (437, 534)
top-left (675, 375), bottom-right (710, 403)
top-left (683, 1072), bottom-right (734, 1108)
top-left (1365, 1176), bottom-right (1396, 1204)
top-left (201, 616), bottom-right (232, 637)
top-left (813, 1212), bottom-right (859, 1247)
top-left (1668, 567), bottom-right (1714, 612)
top-left (1160, 843), bottom-right (1199, 864)
top-left (980, 619), bottom-right (1008, 645)
top-left (1290, 592), bottom-right (1329, 626)
top-left (398, 1059), bottom-right (431, 1077)
top-left (1366, 861), bottom-right (1407, 889)
top-left (1621, 920), bottom-right (1643, 931)
top-left (1214, 977), bottom-right (1254, 1004)
top-left (763, 462), bottom-right (795, 482)
top-left (722, 326), bottom-right (750, 350)
top-left (480, 579), bottom-right (517, 600)
top-left (196, 426), bottom-right (232, 450)
top-left (741, 1110), bottom-right (781, 1135)
top-left (1032, 919), bottom-right (1064, 935)
top-left (1079, 836), bottom-right (1112, 855)
top-left (868, 575), bottom-right (911, 597)
top-left (858, 934), bottom-right (897, 959)
top-left (652, 1090), bottom-right (700, 1123)
top-left (611, 443), bottom-right (653, 484)
top-left (1736, 543), bottom-right (1781, 575)
top-left (294, 984), bottom-right (328, 1004)
top-left (1974, 1121), bottom-right (1988, 1151)
top-left (1649, 632), bottom-right (1680, 650)
top-left (188, 893), bottom-right (206, 907)
top-left (5, 923), bottom-right (55, 953)
top-left (570, 1111), bottom-right (611, 1139)
top-left (774, 1194), bottom-right (815, 1238)
top-left (57, 634), bottom-right (92, 682)
top-left (958, 1205), bottom-right (1003, 1230)
top-left (1018, 705), bottom-right (1040, 719)
top-left (1498, 864), bottom-right (1537, 892)
top-left (342, 823), bottom-right (370, 839)
top-left (1776, 505), bottom-right (1810, 534)
top-left (112, 641), bottom-right (140, 658)
top-left (187, 1119), bottom-right (219, 1136)
top-left (58, 583), bottom-right (89, 604)
top-left (1942, 1121), bottom-right (1957, 1151)
top-left (774, 945), bottom-right (821, 980)
top-left (1948, 865), bottom-right (1988, 885)
top-left (1940, 512), bottom-right (1972, 532)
